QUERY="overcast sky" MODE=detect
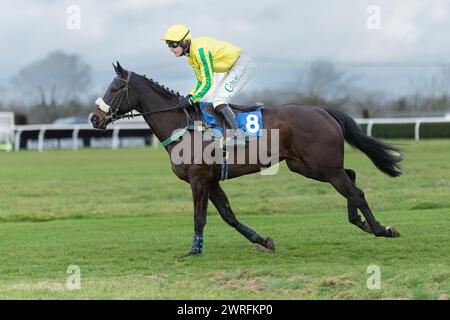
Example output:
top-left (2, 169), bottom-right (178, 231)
top-left (2, 0), bottom-right (450, 102)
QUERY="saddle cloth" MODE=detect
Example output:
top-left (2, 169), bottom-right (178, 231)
top-left (197, 102), bottom-right (263, 138)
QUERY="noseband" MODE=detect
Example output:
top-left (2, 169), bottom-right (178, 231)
top-left (107, 71), bottom-right (132, 123)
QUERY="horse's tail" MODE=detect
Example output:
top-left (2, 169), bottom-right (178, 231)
top-left (325, 108), bottom-right (403, 177)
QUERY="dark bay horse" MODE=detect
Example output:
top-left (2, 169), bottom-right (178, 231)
top-left (90, 62), bottom-right (403, 256)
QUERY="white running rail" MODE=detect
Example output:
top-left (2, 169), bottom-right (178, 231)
top-left (355, 116), bottom-right (450, 141)
top-left (13, 123), bottom-right (152, 151)
top-left (11, 116), bottom-right (450, 151)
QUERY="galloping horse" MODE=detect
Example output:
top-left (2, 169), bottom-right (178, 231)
top-left (90, 62), bottom-right (403, 256)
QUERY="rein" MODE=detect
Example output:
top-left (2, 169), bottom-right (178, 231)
top-left (110, 105), bottom-right (180, 121)
top-left (104, 72), bottom-right (181, 123)
top-left (97, 71), bottom-right (201, 147)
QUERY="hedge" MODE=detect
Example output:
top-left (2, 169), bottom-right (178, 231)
top-left (354, 122), bottom-right (450, 139)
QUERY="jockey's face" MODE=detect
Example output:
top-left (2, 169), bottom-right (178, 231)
top-left (169, 44), bottom-right (184, 57)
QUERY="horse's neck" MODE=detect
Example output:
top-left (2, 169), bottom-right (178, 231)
top-left (140, 97), bottom-right (187, 146)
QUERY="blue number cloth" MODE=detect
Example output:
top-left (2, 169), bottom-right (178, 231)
top-left (198, 102), bottom-right (263, 137)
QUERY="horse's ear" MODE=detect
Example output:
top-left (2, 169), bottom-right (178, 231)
top-left (116, 61), bottom-right (127, 78)
top-left (112, 62), bottom-right (118, 74)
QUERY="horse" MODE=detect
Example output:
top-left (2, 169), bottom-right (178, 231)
top-left (90, 62), bottom-right (403, 257)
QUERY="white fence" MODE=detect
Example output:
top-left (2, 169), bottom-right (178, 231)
top-left (9, 115), bottom-right (450, 151)
top-left (13, 123), bottom-right (155, 151)
top-left (356, 116), bottom-right (450, 141)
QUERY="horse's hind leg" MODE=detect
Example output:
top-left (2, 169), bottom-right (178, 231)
top-left (345, 169), bottom-right (372, 234)
top-left (329, 170), bottom-right (400, 238)
top-left (286, 160), bottom-right (372, 235)
top-left (209, 182), bottom-right (275, 251)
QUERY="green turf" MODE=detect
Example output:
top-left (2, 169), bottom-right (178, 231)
top-left (0, 140), bottom-right (449, 299)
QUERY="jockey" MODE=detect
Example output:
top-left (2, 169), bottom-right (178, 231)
top-left (161, 24), bottom-right (256, 145)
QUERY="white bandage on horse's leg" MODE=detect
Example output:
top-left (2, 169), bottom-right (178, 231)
top-left (95, 98), bottom-right (111, 113)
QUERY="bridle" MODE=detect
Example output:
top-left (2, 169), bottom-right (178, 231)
top-left (94, 72), bottom-right (203, 148)
top-left (106, 71), bottom-right (132, 123)
top-left (96, 71), bottom-right (183, 125)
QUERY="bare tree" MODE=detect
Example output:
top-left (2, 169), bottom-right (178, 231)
top-left (11, 51), bottom-right (92, 107)
top-left (299, 60), bottom-right (357, 101)
top-left (433, 64), bottom-right (450, 97)
top-left (408, 63), bottom-right (450, 113)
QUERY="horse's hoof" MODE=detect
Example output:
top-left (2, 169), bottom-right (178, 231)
top-left (256, 238), bottom-right (276, 253)
top-left (386, 226), bottom-right (401, 237)
top-left (175, 251), bottom-right (202, 259)
top-left (265, 237), bottom-right (276, 251)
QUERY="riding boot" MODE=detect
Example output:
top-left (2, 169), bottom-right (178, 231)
top-left (215, 104), bottom-right (246, 147)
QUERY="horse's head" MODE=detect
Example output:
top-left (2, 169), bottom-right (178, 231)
top-left (90, 61), bottom-right (139, 129)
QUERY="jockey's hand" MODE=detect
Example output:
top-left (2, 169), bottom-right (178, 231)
top-left (178, 94), bottom-right (192, 110)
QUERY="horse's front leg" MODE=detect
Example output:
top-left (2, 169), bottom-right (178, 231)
top-left (180, 175), bottom-right (211, 257)
top-left (209, 182), bottom-right (275, 251)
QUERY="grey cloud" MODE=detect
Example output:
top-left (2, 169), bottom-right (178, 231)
top-left (1, 0), bottom-right (449, 101)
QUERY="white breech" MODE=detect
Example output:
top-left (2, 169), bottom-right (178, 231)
top-left (208, 52), bottom-right (256, 108)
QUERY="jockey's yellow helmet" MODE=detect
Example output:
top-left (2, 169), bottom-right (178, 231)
top-left (161, 24), bottom-right (191, 42)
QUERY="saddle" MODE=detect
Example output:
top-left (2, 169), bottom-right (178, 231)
top-left (199, 102), bottom-right (263, 128)
top-left (161, 102), bottom-right (264, 151)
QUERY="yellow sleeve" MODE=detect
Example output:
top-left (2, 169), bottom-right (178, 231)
top-left (189, 67), bottom-right (202, 96)
top-left (190, 48), bottom-right (214, 103)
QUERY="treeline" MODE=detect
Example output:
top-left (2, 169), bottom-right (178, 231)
top-left (241, 89), bottom-right (450, 118)
top-left (0, 100), bottom-right (93, 125)
top-left (2, 53), bottom-right (449, 124)
top-left (1, 51), bottom-right (93, 124)
top-left (241, 60), bottom-right (450, 118)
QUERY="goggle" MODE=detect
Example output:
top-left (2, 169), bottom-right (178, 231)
top-left (165, 29), bottom-right (190, 49)
top-left (166, 41), bottom-right (179, 49)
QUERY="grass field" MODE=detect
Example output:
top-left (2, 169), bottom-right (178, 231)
top-left (0, 140), bottom-right (449, 299)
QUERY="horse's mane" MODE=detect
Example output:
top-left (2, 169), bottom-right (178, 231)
top-left (138, 73), bottom-right (181, 99)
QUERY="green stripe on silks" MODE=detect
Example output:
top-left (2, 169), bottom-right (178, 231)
top-left (208, 51), bottom-right (214, 74)
top-left (192, 55), bottom-right (204, 98)
top-left (193, 81), bottom-right (201, 93)
top-left (160, 126), bottom-right (188, 147)
top-left (191, 48), bottom-right (213, 101)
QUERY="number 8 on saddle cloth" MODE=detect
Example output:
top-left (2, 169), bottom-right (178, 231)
top-left (197, 102), bottom-right (263, 141)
